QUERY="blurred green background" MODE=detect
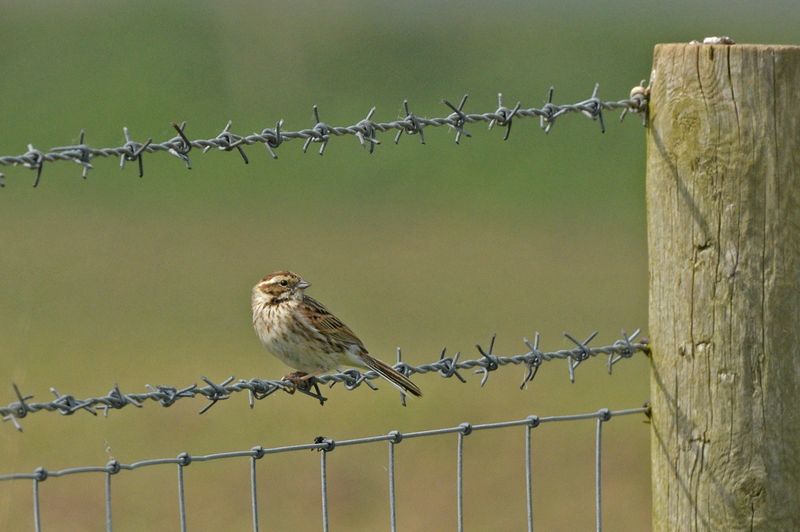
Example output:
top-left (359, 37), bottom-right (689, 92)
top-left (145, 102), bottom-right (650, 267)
top-left (0, 1), bottom-right (797, 530)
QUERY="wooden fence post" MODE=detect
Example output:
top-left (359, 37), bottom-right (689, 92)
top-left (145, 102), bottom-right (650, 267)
top-left (647, 43), bottom-right (800, 530)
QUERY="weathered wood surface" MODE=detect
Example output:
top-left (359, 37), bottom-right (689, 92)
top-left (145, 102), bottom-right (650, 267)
top-left (647, 43), bottom-right (800, 531)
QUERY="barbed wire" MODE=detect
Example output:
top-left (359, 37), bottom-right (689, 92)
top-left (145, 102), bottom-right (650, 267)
top-left (0, 83), bottom-right (649, 188)
top-left (0, 329), bottom-right (648, 431)
top-left (0, 405), bottom-right (649, 532)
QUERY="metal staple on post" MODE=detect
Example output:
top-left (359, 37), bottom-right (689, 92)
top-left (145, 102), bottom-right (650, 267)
top-left (0, 330), bottom-right (649, 430)
top-left (0, 84), bottom-right (648, 187)
top-left (1, 407), bottom-right (648, 530)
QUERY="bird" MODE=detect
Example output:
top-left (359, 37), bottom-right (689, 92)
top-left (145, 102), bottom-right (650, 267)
top-left (251, 271), bottom-right (422, 398)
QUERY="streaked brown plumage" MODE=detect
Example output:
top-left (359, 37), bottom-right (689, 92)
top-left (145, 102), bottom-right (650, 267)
top-left (251, 271), bottom-right (422, 397)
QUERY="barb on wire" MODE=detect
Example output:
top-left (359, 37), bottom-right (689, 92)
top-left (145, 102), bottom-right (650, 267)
top-left (0, 329), bottom-right (649, 430)
top-left (0, 83), bottom-right (649, 186)
top-left (488, 93), bottom-right (522, 141)
top-left (167, 122), bottom-right (192, 169)
top-left (52, 129), bottom-right (92, 178)
top-left (119, 127), bottom-right (151, 178)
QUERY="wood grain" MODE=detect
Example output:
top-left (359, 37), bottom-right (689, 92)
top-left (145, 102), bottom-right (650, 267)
top-left (647, 43), bottom-right (800, 531)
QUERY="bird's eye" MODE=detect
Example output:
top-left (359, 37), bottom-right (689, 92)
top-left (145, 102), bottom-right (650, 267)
top-left (280, 280), bottom-right (288, 287)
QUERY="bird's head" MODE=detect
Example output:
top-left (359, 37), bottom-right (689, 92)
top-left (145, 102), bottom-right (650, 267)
top-left (252, 271), bottom-right (310, 305)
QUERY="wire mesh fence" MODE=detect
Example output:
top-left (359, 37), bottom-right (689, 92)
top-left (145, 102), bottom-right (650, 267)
top-left (0, 405), bottom-right (649, 532)
top-left (0, 83), bottom-right (648, 187)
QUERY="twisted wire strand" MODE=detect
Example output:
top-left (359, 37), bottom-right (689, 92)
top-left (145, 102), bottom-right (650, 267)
top-left (0, 406), bottom-right (647, 482)
top-left (0, 83), bottom-right (649, 187)
top-left (0, 329), bottom-right (649, 430)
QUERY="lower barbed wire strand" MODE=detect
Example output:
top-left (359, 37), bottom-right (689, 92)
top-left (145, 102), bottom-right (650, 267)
top-left (0, 330), bottom-right (648, 427)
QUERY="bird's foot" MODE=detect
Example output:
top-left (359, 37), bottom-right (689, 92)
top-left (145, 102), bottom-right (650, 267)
top-left (282, 371), bottom-right (311, 388)
top-left (282, 372), bottom-right (327, 406)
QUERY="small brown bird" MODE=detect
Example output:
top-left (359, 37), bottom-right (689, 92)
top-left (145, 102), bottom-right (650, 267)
top-left (251, 271), bottom-right (422, 397)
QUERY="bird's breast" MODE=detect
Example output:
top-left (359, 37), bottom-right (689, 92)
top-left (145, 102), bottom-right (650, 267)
top-left (253, 301), bottom-right (344, 373)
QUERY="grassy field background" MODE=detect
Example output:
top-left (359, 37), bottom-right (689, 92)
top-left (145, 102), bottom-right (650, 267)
top-left (0, 1), bottom-right (797, 530)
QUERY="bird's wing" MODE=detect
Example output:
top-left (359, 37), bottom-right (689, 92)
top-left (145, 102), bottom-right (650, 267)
top-left (301, 295), bottom-right (367, 352)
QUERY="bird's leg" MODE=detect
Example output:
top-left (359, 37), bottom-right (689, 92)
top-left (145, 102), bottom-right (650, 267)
top-left (282, 371), bottom-right (309, 388)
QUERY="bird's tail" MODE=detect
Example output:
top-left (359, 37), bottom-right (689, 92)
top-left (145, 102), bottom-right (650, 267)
top-left (362, 354), bottom-right (422, 398)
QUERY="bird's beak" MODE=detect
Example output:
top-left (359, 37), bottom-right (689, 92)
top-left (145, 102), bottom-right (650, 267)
top-left (297, 279), bottom-right (311, 289)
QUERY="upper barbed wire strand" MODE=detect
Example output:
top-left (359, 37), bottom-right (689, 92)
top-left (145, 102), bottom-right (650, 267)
top-left (0, 83), bottom-right (649, 187)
